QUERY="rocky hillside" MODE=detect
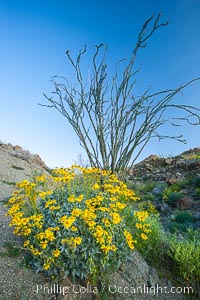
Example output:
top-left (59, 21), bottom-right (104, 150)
top-left (129, 148), bottom-right (200, 231)
top-left (1, 142), bottom-right (197, 300)
top-left (130, 148), bottom-right (200, 183)
top-left (0, 142), bottom-right (52, 300)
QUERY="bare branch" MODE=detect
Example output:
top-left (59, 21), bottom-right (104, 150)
top-left (40, 14), bottom-right (200, 174)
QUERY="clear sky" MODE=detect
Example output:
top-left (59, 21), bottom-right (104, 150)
top-left (0, 0), bottom-right (200, 168)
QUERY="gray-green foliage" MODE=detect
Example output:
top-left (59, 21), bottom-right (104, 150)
top-left (168, 229), bottom-right (200, 283)
top-left (135, 215), bottom-right (167, 267)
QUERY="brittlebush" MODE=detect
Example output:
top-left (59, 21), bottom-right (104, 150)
top-left (5, 166), bottom-right (150, 285)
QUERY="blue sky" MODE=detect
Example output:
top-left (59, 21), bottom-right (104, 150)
top-left (0, 0), bottom-right (200, 168)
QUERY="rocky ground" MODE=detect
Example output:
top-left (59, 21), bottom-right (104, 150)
top-left (0, 143), bottom-right (53, 300)
top-left (0, 142), bottom-right (196, 300)
top-left (128, 148), bottom-right (200, 232)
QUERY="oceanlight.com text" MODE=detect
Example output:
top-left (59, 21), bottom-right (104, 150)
top-left (35, 283), bottom-right (194, 296)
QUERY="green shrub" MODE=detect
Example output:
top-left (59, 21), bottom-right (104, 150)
top-left (192, 176), bottom-right (200, 188)
top-left (0, 242), bottom-right (21, 258)
top-left (5, 166), bottom-right (151, 288)
top-left (163, 189), bottom-right (183, 205)
top-left (1, 180), bottom-right (16, 186)
top-left (185, 228), bottom-right (200, 240)
top-left (180, 175), bottom-right (200, 189)
top-left (128, 181), bottom-right (156, 195)
top-left (168, 222), bottom-right (192, 234)
top-left (168, 230), bottom-right (200, 284)
top-left (142, 174), bottom-right (151, 181)
top-left (168, 191), bottom-right (183, 204)
top-left (137, 201), bottom-right (159, 215)
top-left (135, 214), bottom-right (167, 267)
top-left (184, 152), bottom-right (200, 160)
top-left (141, 193), bottom-right (155, 201)
top-left (195, 188), bottom-right (200, 199)
top-left (174, 178), bottom-right (190, 189)
top-left (168, 212), bottom-right (194, 233)
top-left (174, 211), bottom-right (194, 224)
top-left (11, 165), bottom-right (24, 170)
top-left (142, 182), bottom-right (157, 193)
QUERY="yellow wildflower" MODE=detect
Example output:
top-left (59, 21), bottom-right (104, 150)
top-left (92, 183), bottom-right (100, 190)
top-left (40, 240), bottom-right (48, 249)
top-left (110, 244), bottom-right (117, 251)
top-left (101, 245), bottom-right (110, 254)
top-left (135, 223), bottom-right (143, 229)
top-left (43, 262), bottom-right (51, 270)
top-left (128, 242), bottom-right (135, 250)
top-left (141, 233), bottom-right (148, 240)
top-left (60, 216), bottom-right (76, 229)
top-left (23, 240), bottom-right (30, 247)
top-left (49, 205), bottom-right (60, 211)
top-left (23, 228), bottom-right (32, 235)
top-left (38, 191), bottom-right (53, 199)
top-left (103, 218), bottom-right (110, 227)
top-left (68, 195), bottom-right (75, 202)
top-left (44, 228), bottom-right (56, 241)
top-left (88, 221), bottom-right (96, 228)
top-left (74, 237), bottom-right (82, 245)
top-left (71, 208), bottom-right (82, 217)
top-left (45, 199), bottom-right (57, 208)
top-left (52, 249), bottom-right (61, 257)
top-left (61, 239), bottom-right (67, 244)
top-left (111, 212), bottom-right (121, 224)
top-left (71, 226), bottom-right (78, 232)
top-left (134, 211), bottom-right (149, 222)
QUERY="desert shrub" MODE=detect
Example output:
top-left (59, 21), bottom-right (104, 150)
top-left (167, 191), bottom-right (183, 204)
top-left (195, 188), bottom-right (200, 199)
top-left (5, 166), bottom-right (151, 287)
top-left (141, 193), bottom-right (155, 202)
top-left (184, 152), bottom-right (200, 160)
top-left (137, 200), bottom-right (159, 215)
top-left (142, 182), bottom-right (157, 193)
top-left (174, 178), bottom-right (190, 189)
top-left (163, 182), bottom-right (182, 199)
top-left (11, 164), bottom-right (24, 171)
top-left (134, 214), bottom-right (167, 267)
top-left (192, 176), bottom-right (200, 188)
top-left (168, 229), bottom-right (200, 285)
top-left (128, 182), bottom-right (157, 202)
top-left (177, 175), bottom-right (200, 186)
top-left (142, 174), bottom-right (152, 181)
top-left (1, 180), bottom-right (16, 186)
top-left (168, 222), bottom-right (193, 233)
top-left (168, 211), bottom-right (194, 233)
top-left (163, 188), bottom-right (183, 204)
top-left (174, 211), bottom-right (194, 224)
top-left (0, 242), bottom-right (21, 258)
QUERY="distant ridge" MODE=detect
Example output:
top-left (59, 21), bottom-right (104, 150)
top-left (0, 141), bottom-right (49, 170)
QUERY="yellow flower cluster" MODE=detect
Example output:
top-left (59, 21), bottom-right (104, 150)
top-left (60, 215), bottom-right (76, 229)
top-left (124, 230), bottom-right (137, 249)
top-left (4, 165), bottom-right (150, 279)
top-left (68, 194), bottom-right (84, 203)
top-left (134, 211), bottom-right (151, 240)
top-left (43, 257), bottom-right (55, 271)
top-left (134, 210), bottom-right (149, 222)
top-left (138, 201), bottom-right (159, 215)
top-left (67, 236), bottom-right (82, 248)
top-left (52, 168), bottom-right (75, 183)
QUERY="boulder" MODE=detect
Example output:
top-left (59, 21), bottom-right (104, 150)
top-left (166, 176), bottom-right (178, 185)
top-left (174, 197), bottom-right (194, 210)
